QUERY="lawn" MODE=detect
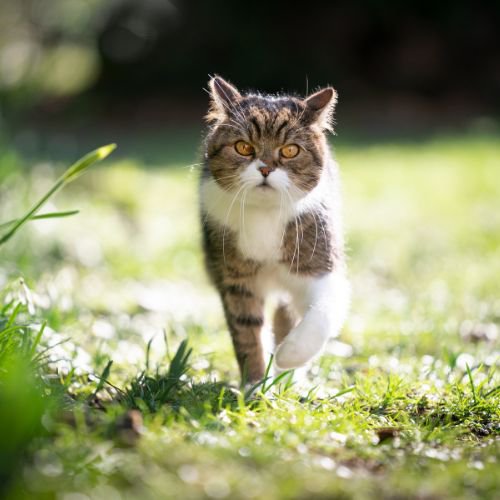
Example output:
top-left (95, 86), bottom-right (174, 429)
top-left (1, 132), bottom-right (499, 499)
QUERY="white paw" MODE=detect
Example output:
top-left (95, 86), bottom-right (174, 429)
top-left (274, 316), bottom-right (329, 369)
top-left (275, 339), bottom-right (312, 369)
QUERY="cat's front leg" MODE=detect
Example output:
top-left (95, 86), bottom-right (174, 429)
top-left (274, 271), bottom-right (350, 369)
top-left (220, 282), bottom-right (266, 383)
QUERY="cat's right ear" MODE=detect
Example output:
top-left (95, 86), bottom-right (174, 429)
top-left (206, 76), bottom-right (241, 122)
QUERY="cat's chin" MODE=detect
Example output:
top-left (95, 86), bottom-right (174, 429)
top-left (244, 184), bottom-right (282, 206)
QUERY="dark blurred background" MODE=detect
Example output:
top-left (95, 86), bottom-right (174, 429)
top-left (0, 0), bottom-right (499, 159)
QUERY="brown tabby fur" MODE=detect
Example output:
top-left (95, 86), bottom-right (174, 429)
top-left (200, 77), bottom-right (345, 383)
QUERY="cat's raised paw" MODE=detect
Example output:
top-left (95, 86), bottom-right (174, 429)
top-left (274, 340), bottom-right (311, 369)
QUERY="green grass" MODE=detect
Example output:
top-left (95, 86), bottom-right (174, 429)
top-left (0, 133), bottom-right (499, 499)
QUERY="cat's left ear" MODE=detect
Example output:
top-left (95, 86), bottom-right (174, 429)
top-left (207, 76), bottom-right (242, 122)
top-left (304, 87), bottom-right (337, 132)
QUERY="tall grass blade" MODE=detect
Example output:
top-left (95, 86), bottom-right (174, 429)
top-left (6, 303), bottom-right (22, 328)
top-left (0, 144), bottom-right (116, 246)
top-left (167, 339), bottom-right (192, 381)
top-left (465, 363), bottom-right (477, 405)
top-left (28, 322), bottom-right (46, 358)
top-left (90, 360), bottom-right (114, 399)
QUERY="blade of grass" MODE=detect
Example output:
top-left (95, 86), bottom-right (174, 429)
top-left (0, 324), bottom-right (26, 340)
top-left (32, 338), bottom-right (70, 364)
top-left (0, 144), bottom-right (116, 246)
top-left (329, 385), bottom-right (356, 400)
top-left (264, 369), bottom-right (294, 393)
top-left (6, 303), bottom-right (22, 328)
top-left (145, 337), bottom-right (154, 372)
top-left (90, 360), bottom-right (114, 399)
top-left (465, 363), bottom-right (477, 405)
top-left (261, 354), bottom-right (275, 393)
top-left (1, 299), bottom-right (14, 316)
top-left (167, 339), bottom-right (192, 381)
top-left (483, 385), bottom-right (500, 398)
top-left (217, 386), bottom-right (226, 411)
top-left (0, 210), bottom-right (80, 231)
top-left (243, 356), bottom-right (294, 401)
top-left (28, 322), bottom-right (46, 358)
top-left (88, 372), bottom-right (125, 396)
top-left (245, 376), bottom-right (271, 399)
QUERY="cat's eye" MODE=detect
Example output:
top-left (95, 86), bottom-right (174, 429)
top-left (280, 144), bottom-right (300, 159)
top-left (234, 141), bottom-right (255, 156)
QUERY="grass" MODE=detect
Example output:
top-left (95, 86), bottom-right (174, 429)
top-left (0, 143), bottom-right (115, 245)
top-left (0, 132), bottom-right (499, 499)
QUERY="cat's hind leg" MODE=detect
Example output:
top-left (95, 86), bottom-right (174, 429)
top-left (272, 302), bottom-right (298, 347)
top-left (272, 303), bottom-right (308, 382)
top-left (275, 271), bottom-right (350, 370)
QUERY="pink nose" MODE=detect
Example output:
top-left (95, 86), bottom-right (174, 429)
top-left (259, 166), bottom-right (274, 177)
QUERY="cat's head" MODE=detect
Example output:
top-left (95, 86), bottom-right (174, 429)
top-left (204, 76), bottom-right (337, 202)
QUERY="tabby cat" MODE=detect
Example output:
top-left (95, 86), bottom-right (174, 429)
top-left (200, 76), bottom-right (350, 383)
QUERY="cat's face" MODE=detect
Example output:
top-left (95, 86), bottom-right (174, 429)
top-left (204, 77), bottom-right (336, 203)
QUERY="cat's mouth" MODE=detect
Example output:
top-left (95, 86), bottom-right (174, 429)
top-left (257, 180), bottom-right (273, 190)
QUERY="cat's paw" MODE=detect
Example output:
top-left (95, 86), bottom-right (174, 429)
top-left (275, 339), bottom-right (312, 369)
top-left (274, 319), bottom-right (327, 369)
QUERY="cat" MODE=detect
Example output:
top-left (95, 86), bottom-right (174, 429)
top-left (200, 76), bottom-right (350, 384)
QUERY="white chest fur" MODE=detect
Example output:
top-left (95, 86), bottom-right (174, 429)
top-left (236, 204), bottom-right (288, 261)
top-left (201, 179), bottom-right (294, 262)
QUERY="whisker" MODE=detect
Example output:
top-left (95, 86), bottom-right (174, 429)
top-left (181, 162), bottom-right (204, 171)
top-left (277, 191), bottom-right (286, 258)
top-left (309, 210), bottom-right (319, 262)
top-left (296, 212), bottom-right (304, 274)
top-left (284, 190), bottom-right (300, 275)
top-left (205, 173), bottom-right (242, 182)
top-left (222, 183), bottom-right (247, 264)
top-left (240, 186), bottom-right (250, 248)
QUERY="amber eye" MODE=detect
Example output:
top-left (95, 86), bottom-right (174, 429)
top-left (280, 144), bottom-right (300, 159)
top-left (234, 141), bottom-right (255, 156)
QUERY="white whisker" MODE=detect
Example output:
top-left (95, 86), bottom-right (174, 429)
top-left (309, 210), bottom-right (319, 262)
top-left (222, 183), bottom-right (248, 264)
top-left (284, 189), bottom-right (300, 275)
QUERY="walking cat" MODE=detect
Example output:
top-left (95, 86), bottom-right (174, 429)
top-left (200, 76), bottom-right (350, 383)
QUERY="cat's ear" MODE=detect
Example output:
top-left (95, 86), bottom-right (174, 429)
top-left (207, 76), bottom-right (242, 122)
top-left (304, 87), bottom-right (337, 131)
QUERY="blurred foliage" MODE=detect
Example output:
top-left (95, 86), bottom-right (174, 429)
top-left (0, 294), bottom-right (57, 495)
top-left (0, 0), bottom-right (108, 108)
top-left (1, 0), bottom-right (499, 131)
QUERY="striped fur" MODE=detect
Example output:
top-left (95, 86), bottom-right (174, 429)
top-left (200, 77), bottom-right (349, 383)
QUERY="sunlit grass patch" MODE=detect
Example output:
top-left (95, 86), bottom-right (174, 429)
top-left (0, 133), bottom-right (499, 499)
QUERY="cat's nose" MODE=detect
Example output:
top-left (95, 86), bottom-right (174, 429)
top-left (259, 165), bottom-right (275, 177)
